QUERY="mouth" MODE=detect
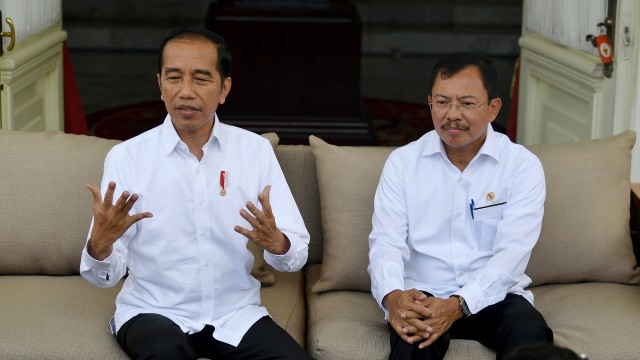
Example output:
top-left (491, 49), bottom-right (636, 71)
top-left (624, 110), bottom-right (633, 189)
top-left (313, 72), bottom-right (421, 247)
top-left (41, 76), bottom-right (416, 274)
top-left (441, 120), bottom-right (470, 131)
top-left (175, 104), bottom-right (199, 115)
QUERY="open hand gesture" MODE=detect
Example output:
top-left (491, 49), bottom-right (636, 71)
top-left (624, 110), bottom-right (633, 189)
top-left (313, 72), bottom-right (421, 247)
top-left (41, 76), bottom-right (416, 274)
top-left (86, 181), bottom-right (153, 260)
top-left (234, 185), bottom-right (291, 255)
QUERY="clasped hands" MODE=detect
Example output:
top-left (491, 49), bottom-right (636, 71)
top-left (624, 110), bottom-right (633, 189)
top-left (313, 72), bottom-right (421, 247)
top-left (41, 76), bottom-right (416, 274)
top-left (86, 182), bottom-right (290, 261)
top-left (383, 289), bottom-right (463, 349)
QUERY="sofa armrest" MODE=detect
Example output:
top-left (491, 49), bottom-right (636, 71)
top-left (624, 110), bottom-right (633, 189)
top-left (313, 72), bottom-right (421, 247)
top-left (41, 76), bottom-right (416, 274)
top-left (630, 184), bottom-right (640, 266)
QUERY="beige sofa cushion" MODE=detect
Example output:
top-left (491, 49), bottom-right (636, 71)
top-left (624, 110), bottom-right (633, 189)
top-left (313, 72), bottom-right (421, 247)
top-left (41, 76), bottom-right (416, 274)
top-left (0, 131), bottom-right (120, 275)
top-left (261, 268), bottom-right (306, 347)
top-left (305, 265), bottom-right (495, 360)
top-left (532, 282), bottom-right (640, 359)
top-left (275, 145), bottom-right (324, 265)
top-left (309, 136), bottom-right (395, 293)
top-left (0, 276), bottom-right (128, 359)
top-left (526, 131), bottom-right (640, 286)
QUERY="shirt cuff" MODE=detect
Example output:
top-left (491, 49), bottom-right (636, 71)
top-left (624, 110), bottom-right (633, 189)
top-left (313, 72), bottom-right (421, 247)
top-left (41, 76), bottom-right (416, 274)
top-left (263, 232), bottom-right (306, 270)
top-left (81, 245), bottom-right (114, 270)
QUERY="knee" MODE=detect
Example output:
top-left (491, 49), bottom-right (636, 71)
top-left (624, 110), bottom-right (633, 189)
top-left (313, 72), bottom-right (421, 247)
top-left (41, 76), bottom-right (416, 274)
top-left (130, 332), bottom-right (195, 360)
top-left (118, 314), bottom-right (196, 360)
top-left (512, 322), bottom-right (554, 344)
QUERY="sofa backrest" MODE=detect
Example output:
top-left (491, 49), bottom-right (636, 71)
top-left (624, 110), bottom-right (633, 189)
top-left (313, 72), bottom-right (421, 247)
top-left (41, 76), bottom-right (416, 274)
top-left (296, 131), bottom-right (640, 295)
top-left (0, 130), bottom-right (120, 275)
top-left (525, 130), bottom-right (640, 286)
top-left (276, 145), bottom-right (324, 265)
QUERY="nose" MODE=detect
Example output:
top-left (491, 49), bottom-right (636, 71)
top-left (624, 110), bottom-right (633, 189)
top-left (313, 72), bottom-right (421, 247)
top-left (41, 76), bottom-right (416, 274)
top-left (446, 103), bottom-right (463, 119)
top-left (178, 78), bottom-right (196, 98)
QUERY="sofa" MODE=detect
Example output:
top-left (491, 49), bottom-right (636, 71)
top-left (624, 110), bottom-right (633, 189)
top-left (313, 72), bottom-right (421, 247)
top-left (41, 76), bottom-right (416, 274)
top-left (1, 128), bottom-right (639, 359)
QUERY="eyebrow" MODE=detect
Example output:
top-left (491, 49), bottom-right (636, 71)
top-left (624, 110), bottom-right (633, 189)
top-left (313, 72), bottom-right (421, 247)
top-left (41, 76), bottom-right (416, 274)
top-left (433, 94), bottom-right (478, 100)
top-left (163, 67), bottom-right (213, 78)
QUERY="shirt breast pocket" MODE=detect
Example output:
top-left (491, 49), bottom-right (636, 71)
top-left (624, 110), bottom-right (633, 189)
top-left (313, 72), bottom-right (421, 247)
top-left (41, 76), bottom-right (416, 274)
top-left (473, 202), bottom-right (505, 251)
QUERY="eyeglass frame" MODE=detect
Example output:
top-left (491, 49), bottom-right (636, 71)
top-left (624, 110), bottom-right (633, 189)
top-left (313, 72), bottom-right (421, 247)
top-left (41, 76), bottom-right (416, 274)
top-left (427, 98), bottom-right (497, 113)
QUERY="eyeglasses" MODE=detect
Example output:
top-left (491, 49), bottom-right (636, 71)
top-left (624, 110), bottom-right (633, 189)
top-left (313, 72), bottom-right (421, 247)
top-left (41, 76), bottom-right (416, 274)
top-left (428, 99), bottom-right (493, 113)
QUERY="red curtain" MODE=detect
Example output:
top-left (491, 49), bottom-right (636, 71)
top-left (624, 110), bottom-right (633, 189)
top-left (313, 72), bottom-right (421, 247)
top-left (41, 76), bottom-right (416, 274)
top-left (63, 41), bottom-right (89, 135)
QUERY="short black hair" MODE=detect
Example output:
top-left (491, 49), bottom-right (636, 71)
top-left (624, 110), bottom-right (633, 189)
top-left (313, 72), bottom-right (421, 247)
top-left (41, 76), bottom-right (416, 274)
top-left (429, 52), bottom-right (499, 100)
top-left (157, 27), bottom-right (232, 80)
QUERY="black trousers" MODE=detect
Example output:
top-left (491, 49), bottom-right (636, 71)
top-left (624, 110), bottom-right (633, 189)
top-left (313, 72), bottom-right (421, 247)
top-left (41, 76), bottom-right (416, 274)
top-left (116, 313), bottom-right (313, 360)
top-left (388, 293), bottom-right (553, 360)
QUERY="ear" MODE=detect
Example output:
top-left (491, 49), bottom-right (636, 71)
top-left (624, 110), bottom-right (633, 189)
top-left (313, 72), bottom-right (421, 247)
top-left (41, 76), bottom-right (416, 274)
top-left (219, 77), bottom-right (232, 105)
top-left (157, 73), bottom-right (163, 101)
top-left (487, 98), bottom-right (502, 123)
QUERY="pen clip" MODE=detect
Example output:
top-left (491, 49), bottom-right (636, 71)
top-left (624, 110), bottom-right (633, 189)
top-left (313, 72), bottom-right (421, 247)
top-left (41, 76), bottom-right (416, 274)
top-left (469, 199), bottom-right (475, 220)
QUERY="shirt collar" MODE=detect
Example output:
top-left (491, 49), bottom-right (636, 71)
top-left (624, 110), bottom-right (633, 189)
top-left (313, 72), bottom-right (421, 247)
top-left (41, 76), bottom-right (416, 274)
top-left (161, 114), bottom-right (221, 156)
top-left (422, 124), bottom-right (500, 162)
top-left (478, 124), bottom-right (500, 162)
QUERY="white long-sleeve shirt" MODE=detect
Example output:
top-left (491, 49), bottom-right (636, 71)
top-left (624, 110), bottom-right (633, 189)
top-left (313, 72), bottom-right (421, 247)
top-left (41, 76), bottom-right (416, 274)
top-left (368, 125), bottom-right (545, 317)
top-left (80, 114), bottom-right (309, 346)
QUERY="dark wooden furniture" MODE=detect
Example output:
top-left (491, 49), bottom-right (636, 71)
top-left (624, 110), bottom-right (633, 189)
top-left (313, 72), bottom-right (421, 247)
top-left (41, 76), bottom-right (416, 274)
top-left (205, 0), bottom-right (372, 144)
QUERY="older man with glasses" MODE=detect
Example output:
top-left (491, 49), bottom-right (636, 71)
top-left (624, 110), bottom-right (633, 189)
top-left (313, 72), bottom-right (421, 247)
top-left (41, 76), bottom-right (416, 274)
top-left (368, 52), bottom-right (553, 360)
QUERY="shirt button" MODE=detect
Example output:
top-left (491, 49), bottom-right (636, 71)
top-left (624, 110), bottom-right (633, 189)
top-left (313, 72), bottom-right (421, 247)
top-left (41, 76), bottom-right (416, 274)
top-left (204, 262), bottom-right (209, 267)
top-left (458, 177), bottom-right (463, 183)
top-left (456, 212), bottom-right (461, 218)
top-left (458, 272), bottom-right (464, 277)
top-left (455, 244), bottom-right (460, 248)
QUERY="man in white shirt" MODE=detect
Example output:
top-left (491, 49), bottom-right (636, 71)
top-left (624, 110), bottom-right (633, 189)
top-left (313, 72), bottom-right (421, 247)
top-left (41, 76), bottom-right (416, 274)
top-left (368, 53), bottom-right (553, 360)
top-left (80, 28), bottom-right (312, 360)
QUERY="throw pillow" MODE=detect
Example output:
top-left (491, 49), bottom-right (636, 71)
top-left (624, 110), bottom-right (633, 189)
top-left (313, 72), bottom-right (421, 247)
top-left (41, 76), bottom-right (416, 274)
top-left (526, 131), bottom-right (640, 286)
top-left (309, 135), bottom-right (395, 293)
top-left (249, 132), bottom-right (280, 286)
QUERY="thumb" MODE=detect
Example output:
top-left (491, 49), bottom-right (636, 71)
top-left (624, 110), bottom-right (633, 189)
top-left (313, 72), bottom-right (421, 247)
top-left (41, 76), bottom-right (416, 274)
top-left (86, 183), bottom-right (103, 205)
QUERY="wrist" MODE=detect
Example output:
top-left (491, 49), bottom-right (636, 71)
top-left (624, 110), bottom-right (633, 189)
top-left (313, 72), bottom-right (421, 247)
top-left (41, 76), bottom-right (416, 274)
top-left (450, 295), bottom-right (472, 318)
top-left (87, 238), bottom-right (112, 261)
top-left (271, 232), bottom-right (290, 255)
top-left (382, 289), bottom-right (400, 308)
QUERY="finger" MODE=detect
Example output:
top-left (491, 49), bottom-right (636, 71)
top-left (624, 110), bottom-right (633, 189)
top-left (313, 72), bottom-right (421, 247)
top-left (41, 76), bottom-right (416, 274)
top-left (400, 308), bottom-right (427, 320)
top-left (390, 318), bottom-right (408, 332)
top-left (86, 184), bottom-right (103, 208)
top-left (401, 324), bottom-right (419, 334)
top-left (406, 334), bottom-right (424, 345)
top-left (234, 225), bottom-right (254, 239)
top-left (408, 288), bottom-right (428, 302)
top-left (239, 209), bottom-right (260, 229)
top-left (129, 212), bottom-right (153, 223)
top-left (258, 185), bottom-right (273, 217)
top-left (419, 335), bottom-right (438, 349)
top-left (401, 302), bottom-right (433, 321)
top-left (122, 193), bottom-right (139, 213)
top-left (410, 303), bottom-right (434, 319)
top-left (245, 201), bottom-right (265, 221)
top-left (114, 191), bottom-right (130, 210)
top-left (391, 323), bottom-right (411, 342)
top-left (103, 181), bottom-right (116, 207)
top-left (406, 318), bottom-right (431, 332)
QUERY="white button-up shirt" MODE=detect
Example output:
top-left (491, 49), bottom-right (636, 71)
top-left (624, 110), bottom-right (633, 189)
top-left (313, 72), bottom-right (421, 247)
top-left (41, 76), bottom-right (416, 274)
top-left (368, 125), bottom-right (545, 317)
top-left (80, 115), bottom-right (309, 346)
